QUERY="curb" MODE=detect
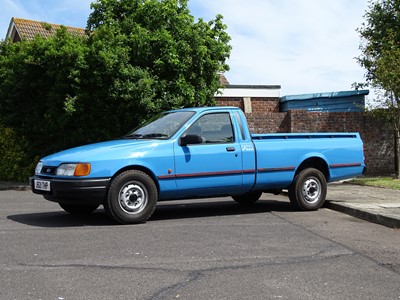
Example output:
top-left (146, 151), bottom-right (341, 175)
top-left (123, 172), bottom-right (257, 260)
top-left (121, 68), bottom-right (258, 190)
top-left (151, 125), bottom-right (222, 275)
top-left (0, 184), bottom-right (30, 191)
top-left (325, 200), bottom-right (400, 229)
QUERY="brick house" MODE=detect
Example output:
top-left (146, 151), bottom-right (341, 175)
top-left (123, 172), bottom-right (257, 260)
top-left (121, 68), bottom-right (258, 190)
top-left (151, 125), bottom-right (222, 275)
top-left (6, 17), bottom-right (85, 42)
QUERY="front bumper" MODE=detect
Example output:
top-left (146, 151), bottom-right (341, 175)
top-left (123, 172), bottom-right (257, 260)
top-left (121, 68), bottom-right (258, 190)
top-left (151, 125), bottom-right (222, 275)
top-left (30, 176), bottom-right (111, 205)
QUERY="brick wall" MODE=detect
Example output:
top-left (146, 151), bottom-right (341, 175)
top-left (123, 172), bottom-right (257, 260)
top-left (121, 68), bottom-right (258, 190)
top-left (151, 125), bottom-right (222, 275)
top-left (250, 97), bottom-right (280, 114)
top-left (361, 115), bottom-right (395, 176)
top-left (289, 111), bottom-right (364, 133)
top-left (215, 97), bottom-right (244, 110)
top-left (216, 97), bottom-right (395, 176)
top-left (245, 113), bottom-right (291, 133)
top-left (287, 111), bottom-right (394, 175)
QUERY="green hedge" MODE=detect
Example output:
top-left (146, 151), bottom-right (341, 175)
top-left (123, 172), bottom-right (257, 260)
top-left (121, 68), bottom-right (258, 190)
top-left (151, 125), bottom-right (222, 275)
top-left (0, 124), bottom-right (36, 182)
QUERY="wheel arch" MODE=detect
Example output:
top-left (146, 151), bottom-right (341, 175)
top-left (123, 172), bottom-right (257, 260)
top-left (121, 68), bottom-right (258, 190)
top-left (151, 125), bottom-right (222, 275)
top-left (109, 165), bottom-right (160, 193)
top-left (295, 156), bottom-right (330, 181)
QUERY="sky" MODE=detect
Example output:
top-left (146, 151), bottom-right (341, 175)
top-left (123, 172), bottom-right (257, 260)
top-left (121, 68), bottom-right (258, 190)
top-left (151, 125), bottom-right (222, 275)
top-left (0, 0), bottom-right (372, 100)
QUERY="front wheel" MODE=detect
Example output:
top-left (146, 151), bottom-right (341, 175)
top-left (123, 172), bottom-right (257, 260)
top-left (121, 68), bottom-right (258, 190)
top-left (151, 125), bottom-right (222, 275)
top-left (288, 168), bottom-right (327, 211)
top-left (104, 170), bottom-right (158, 224)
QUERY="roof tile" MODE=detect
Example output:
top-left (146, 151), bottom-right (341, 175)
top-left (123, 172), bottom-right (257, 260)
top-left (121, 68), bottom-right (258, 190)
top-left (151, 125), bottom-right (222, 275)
top-left (11, 17), bottom-right (86, 40)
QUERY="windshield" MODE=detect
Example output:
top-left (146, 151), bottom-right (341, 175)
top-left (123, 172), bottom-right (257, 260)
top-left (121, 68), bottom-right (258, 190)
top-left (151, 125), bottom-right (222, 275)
top-left (124, 111), bottom-right (195, 139)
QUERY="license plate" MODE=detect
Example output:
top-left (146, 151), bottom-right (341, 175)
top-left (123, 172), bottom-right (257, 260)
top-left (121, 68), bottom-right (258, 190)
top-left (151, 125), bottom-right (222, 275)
top-left (34, 180), bottom-right (50, 191)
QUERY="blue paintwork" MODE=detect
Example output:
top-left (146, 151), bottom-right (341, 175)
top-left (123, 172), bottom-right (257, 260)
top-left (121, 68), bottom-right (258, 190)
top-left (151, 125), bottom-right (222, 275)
top-left (280, 90), bottom-right (369, 112)
top-left (35, 106), bottom-right (365, 200)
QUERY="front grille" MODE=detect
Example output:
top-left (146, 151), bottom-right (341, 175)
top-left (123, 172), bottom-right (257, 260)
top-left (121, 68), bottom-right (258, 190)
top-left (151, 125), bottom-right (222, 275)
top-left (40, 166), bottom-right (57, 175)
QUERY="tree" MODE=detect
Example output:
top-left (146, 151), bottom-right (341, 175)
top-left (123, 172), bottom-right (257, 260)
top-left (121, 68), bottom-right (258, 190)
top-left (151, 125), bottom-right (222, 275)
top-left (87, 0), bottom-right (231, 112)
top-left (0, 0), bottom-right (231, 181)
top-left (357, 0), bottom-right (400, 178)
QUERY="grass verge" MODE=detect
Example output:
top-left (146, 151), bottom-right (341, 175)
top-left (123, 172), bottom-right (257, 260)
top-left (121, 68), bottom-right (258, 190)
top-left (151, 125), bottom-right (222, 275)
top-left (348, 177), bottom-right (400, 190)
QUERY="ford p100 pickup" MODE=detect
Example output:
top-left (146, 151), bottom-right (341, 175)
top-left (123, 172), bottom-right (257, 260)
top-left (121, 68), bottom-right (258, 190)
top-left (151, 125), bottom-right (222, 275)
top-left (30, 106), bottom-right (366, 224)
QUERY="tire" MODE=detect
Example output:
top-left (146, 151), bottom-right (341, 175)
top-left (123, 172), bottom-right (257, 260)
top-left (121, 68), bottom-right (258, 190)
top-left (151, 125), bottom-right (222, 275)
top-left (232, 191), bottom-right (262, 205)
top-left (288, 168), bottom-right (327, 211)
top-left (288, 184), bottom-right (300, 209)
top-left (104, 170), bottom-right (158, 224)
top-left (59, 203), bottom-right (99, 215)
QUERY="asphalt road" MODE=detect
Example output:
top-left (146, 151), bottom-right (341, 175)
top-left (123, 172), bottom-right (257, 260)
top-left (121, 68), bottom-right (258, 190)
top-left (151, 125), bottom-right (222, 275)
top-left (1, 190), bottom-right (400, 300)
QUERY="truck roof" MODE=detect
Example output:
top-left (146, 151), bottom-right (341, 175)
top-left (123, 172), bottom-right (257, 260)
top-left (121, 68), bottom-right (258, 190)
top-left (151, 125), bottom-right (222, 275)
top-left (167, 106), bottom-right (241, 113)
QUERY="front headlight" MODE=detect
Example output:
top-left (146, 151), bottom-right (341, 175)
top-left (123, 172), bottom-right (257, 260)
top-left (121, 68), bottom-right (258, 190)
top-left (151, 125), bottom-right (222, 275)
top-left (35, 162), bottom-right (43, 175)
top-left (56, 163), bottom-right (91, 176)
top-left (56, 164), bottom-right (77, 176)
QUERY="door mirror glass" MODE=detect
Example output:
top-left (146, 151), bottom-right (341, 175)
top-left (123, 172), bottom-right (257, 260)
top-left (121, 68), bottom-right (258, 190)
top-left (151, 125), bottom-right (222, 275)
top-left (180, 134), bottom-right (202, 146)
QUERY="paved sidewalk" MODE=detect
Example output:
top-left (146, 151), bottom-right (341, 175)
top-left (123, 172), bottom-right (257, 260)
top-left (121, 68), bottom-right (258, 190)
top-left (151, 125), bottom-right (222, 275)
top-left (1, 181), bottom-right (399, 228)
top-left (326, 183), bottom-right (400, 229)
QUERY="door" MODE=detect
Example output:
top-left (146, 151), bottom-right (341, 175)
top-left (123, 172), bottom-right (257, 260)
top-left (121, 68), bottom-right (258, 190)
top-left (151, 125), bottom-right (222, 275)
top-left (174, 112), bottom-right (244, 196)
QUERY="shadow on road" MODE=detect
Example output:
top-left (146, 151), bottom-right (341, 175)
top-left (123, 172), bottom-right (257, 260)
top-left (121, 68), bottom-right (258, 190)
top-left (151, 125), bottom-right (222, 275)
top-left (8, 198), bottom-right (295, 228)
top-left (7, 210), bottom-right (113, 227)
top-left (151, 198), bottom-right (295, 221)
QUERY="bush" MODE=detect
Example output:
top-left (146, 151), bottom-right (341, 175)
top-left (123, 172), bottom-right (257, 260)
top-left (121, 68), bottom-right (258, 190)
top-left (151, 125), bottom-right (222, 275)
top-left (0, 1), bottom-right (231, 166)
top-left (0, 124), bottom-right (36, 182)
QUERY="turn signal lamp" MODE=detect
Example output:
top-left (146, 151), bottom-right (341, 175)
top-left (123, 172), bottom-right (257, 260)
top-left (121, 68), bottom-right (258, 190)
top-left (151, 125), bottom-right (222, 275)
top-left (74, 163), bottom-right (91, 176)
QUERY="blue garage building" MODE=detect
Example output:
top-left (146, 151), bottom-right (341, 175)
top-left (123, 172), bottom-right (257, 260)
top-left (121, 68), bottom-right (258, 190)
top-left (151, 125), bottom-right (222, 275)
top-left (280, 90), bottom-right (369, 112)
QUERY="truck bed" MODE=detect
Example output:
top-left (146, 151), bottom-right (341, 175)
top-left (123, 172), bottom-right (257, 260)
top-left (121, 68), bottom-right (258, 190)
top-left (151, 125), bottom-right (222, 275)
top-left (251, 132), bottom-right (364, 190)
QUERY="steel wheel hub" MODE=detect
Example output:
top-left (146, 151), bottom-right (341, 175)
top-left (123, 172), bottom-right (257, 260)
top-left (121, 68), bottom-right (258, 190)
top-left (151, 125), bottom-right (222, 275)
top-left (118, 182), bottom-right (147, 214)
top-left (302, 178), bottom-right (321, 204)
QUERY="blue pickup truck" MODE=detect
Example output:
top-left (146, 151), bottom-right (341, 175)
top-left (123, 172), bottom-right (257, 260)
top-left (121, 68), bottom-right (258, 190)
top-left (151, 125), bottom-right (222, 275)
top-left (30, 106), bottom-right (365, 224)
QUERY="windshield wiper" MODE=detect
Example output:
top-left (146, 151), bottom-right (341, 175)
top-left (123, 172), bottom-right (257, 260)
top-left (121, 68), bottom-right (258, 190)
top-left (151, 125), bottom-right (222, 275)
top-left (142, 133), bottom-right (169, 139)
top-left (123, 133), bottom-right (168, 140)
top-left (123, 133), bottom-right (143, 139)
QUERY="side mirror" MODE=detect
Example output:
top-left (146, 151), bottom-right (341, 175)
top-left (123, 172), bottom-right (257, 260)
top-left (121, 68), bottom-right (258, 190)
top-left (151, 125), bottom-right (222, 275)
top-left (180, 134), bottom-right (202, 146)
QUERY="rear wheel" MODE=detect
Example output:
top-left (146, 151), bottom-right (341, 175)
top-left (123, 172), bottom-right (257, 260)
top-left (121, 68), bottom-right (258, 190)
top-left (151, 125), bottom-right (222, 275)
top-left (59, 203), bottom-right (99, 215)
top-left (232, 191), bottom-right (262, 205)
top-left (288, 168), bottom-right (327, 211)
top-left (104, 170), bottom-right (158, 224)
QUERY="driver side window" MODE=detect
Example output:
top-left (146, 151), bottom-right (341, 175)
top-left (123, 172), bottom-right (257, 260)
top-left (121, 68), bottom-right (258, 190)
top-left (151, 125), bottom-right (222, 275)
top-left (185, 113), bottom-right (234, 144)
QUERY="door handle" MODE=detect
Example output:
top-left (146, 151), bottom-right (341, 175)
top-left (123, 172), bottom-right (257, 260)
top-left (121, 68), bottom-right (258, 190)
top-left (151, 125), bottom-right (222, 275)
top-left (226, 147), bottom-right (236, 152)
